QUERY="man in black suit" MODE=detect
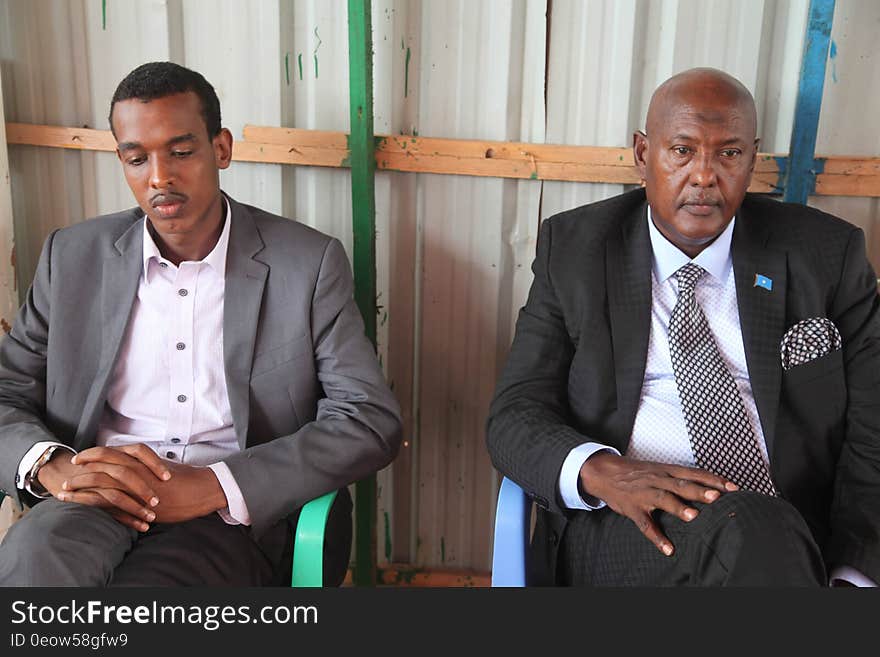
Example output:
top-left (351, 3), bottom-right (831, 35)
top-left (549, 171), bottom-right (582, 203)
top-left (487, 68), bottom-right (880, 586)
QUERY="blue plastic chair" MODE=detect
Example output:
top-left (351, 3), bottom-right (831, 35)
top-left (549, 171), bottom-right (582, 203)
top-left (491, 477), bottom-right (530, 587)
top-left (0, 489), bottom-right (339, 587)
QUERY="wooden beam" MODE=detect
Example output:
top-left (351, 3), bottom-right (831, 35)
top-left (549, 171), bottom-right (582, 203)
top-left (7, 122), bottom-right (880, 197)
top-left (6, 123), bottom-right (116, 152)
top-left (376, 564), bottom-right (490, 587)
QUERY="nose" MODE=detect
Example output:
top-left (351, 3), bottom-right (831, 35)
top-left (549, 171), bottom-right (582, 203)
top-left (689, 152), bottom-right (717, 188)
top-left (149, 156), bottom-right (174, 189)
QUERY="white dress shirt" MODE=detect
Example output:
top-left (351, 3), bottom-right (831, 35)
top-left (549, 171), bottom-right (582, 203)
top-left (559, 208), bottom-right (756, 508)
top-left (17, 201), bottom-right (250, 525)
top-left (556, 206), bottom-right (874, 586)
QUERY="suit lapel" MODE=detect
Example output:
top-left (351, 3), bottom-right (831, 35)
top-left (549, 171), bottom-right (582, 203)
top-left (606, 201), bottom-right (653, 447)
top-left (75, 217), bottom-right (144, 449)
top-left (731, 204), bottom-right (787, 458)
top-left (223, 196), bottom-right (268, 449)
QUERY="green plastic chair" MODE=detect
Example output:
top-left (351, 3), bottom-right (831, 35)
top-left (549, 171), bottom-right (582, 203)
top-left (0, 489), bottom-right (338, 587)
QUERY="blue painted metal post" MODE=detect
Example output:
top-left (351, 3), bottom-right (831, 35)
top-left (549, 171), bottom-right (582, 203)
top-left (783, 0), bottom-right (836, 205)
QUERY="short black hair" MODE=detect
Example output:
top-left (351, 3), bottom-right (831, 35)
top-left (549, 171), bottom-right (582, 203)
top-left (109, 61), bottom-right (221, 138)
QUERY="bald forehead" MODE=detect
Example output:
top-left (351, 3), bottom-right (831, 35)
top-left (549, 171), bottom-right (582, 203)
top-left (646, 69), bottom-right (757, 137)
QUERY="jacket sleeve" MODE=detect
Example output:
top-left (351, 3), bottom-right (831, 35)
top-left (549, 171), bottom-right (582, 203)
top-left (221, 238), bottom-right (402, 535)
top-left (0, 230), bottom-right (62, 507)
top-left (827, 228), bottom-right (880, 581)
top-left (486, 217), bottom-right (592, 516)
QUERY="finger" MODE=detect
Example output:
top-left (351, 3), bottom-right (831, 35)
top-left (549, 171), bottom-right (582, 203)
top-left (658, 475), bottom-right (727, 506)
top-left (72, 446), bottom-right (171, 482)
top-left (647, 487), bottom-right (700, 523)
top-left (62, 472), bottom-right (160, 508)
top-left (57, 488), bottom-right (156, 524)
top-left (74, 462), bottom-right (159, 506)
top-left (665, 465), bottom-right (739, 498)
top-left (114, 444), bottom-right (172, 481)
top-left (632, 511), bottom-right (675, 556)
top-left (107, 509), bottom-right (151, 533)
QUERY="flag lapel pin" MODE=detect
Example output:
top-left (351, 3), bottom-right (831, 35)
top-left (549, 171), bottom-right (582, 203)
top-left (754, 273), bottom-right (773, 291)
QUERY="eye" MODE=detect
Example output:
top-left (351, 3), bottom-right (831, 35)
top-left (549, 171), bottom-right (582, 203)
top-left (171, 150), bottom-right (192, 158)
top-left (126, 156), bottom-right (146, 166)
top-left (671, 146), bottom-right (691, 156)
top-left (720, 149), bottom-right (742, 158)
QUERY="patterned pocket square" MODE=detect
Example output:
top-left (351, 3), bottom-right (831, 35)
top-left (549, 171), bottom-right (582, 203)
top-left (780, 317), bottom-right (842, 371)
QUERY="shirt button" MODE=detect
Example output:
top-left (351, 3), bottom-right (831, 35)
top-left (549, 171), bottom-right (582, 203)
top-left (170, 438), bottom-right (181, 444)
top-left (178, 289), bottom-right (188, 297)
top-left (177, 394), bottom-right (187, 403)
top-left (176, 342), bottom-right (185, 350)
top-left (165, 452), bottom-right (176, 459)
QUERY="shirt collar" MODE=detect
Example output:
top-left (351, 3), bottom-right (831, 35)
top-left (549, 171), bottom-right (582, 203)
top-left (647, 205), bottom-right (734, 284)
top-left (142, 197), bottom-right (231, 283)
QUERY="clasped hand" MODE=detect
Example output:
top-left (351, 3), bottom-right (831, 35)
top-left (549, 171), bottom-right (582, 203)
top-left (37, 444), bottom-right (226, 532)
top-left (579, 452), bottom-right (739, 556)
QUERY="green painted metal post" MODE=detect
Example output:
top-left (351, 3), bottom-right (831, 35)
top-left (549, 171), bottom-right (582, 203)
top-left (347, 0), bottom-right (378, 587)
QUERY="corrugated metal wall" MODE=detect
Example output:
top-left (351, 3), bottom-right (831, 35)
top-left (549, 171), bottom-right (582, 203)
top-left (1, 0), bottom-right (878, 573)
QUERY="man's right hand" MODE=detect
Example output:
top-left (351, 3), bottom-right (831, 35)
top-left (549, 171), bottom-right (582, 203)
top-left (36, 445), bottom-right (172, 532)
top-left (579, 452), bottom-right (739, 557)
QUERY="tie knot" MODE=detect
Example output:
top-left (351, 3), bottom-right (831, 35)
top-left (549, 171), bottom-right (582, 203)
top-left (675, 263), bottom-right (706, 295)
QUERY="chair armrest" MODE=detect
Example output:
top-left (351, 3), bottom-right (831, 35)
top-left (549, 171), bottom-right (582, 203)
top-left (291, 490), bottom-right (339, 587)
top-left (491, 477), bottom-right (530, 587)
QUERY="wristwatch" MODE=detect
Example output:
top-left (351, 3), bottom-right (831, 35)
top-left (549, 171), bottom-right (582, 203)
top-left (23, 444), bottom-right (64, 498)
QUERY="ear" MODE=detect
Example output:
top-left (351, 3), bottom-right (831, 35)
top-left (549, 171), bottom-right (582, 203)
top-left (214, 128), bottom-right (233, 170)
top-left (749, 138), bottom-right (760, 172)
top-left (633, 130), bottom-right (649, 180)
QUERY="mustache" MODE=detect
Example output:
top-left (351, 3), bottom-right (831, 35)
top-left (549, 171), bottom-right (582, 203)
top-left (681, 197), bottom-right (720, 206)
top-left (150, 192), bottom-right (188, 207)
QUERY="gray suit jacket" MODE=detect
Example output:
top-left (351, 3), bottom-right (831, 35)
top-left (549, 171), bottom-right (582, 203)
top-left (0, 194), bottom-right (402, 537)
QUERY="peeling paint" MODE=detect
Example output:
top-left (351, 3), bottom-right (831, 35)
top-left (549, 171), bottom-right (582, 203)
top-left (313, 27), bottom-right (322, 79)
top-left (384, 511), bottom-right (392, 561)
top-left (829, 39), bottom-right (838, 83)
top-left (404, 47), bottom-right (411, 98)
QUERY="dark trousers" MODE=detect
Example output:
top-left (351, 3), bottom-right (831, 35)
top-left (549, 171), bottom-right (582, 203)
top-left (559, 491), bottom-right (827, 586)
top-left (0, 489), bottom-right (352, 587)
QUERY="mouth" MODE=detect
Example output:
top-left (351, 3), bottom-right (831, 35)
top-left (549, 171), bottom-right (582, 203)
top-left (150, 193), bottom-right (188, 219)
top-left (681, 200), bottom-right (720, 216)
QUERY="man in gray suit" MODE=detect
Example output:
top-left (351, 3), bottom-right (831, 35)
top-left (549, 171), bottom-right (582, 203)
top-left (0, 62), bottom-right (402, 586)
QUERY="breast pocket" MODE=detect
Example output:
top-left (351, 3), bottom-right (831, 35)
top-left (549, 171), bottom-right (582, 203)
top-left (781, 349), bottom-right (846, 422)
top-left (251, 334), bottom-right (312, 378)
top-left (249, 334), bottom-right (318, 440)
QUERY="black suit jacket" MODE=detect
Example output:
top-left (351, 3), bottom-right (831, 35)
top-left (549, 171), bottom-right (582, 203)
top-left (487, 188), bottom-right (880, 584)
